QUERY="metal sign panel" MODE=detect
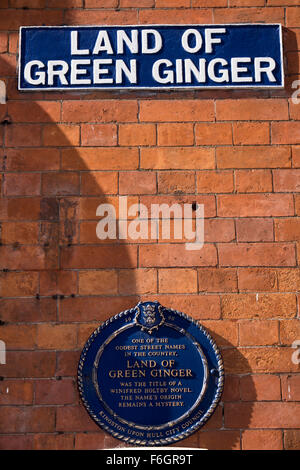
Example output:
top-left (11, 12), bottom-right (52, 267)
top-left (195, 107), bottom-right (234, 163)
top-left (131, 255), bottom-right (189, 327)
top-left (19, 24), bottom-right (284, 90)
top-left (78, 301), bottom-right (224, 446)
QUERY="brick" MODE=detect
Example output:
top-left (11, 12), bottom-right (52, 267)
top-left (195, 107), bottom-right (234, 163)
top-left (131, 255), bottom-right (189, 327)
top-left (8, 32), bottom-right (18, 54)
top-left (0, 407), bottom-right (55, 433)
top-left (201, 319), bottom-right (238, 347)
top-left (275, 218), bottom-right (300, 241)
top-left (225, 402), bottom-right (300, 428)
top-left (33, 434), bottom-right (74, 450)
top-left (235, 169), bottom-right (272, 193)
top-left (242, 430), bottom-right (283, 450)
top-left (217, 194), bottom-right (294, 217)
top-left (221, 293), bottom-right (296, 319)
top-left (198, 430), bottom-right (240, 451)
top-left (119, 171), bottom-right (157, 195)
top-left (277, 268), bottom-right (300, 291)
top-left (216, 99), bottom-right (288, 121)
top-left (0, 245), bottom-right (58, 270)
top-left (141, 147), bottom-right (215, 170)
top-left (0, 380), bottom-right (34, 405)
top-left (0, 435), bottom-right (33, 450)
top-left (192, 0), bottom-right (227, 6)
top-left (280, 319), bottom-right (300, 345)
top-left (159, 268), bottom-right (197, 293)
top-left (214, 7), bottom-right (284, 23)
top-left (204, 219), bottom-right (235, 242)
top-left (273, 169), bottom-right (300, 192)
top-left (195, 123), bottom-right (232, 145)
top-left (139, 8), bottom-right (213, 24)
top-left (81, 171), bottom-right (118, 195)
top-left (1, 324), bottom-right (36, 351)
top-left (56, 350), bottom-right (81, 377)
top-left (238, 268), bottom-right (278, 292)
top-left (140, 243), bottom-right (217, 267)
top-left (62, 100), bottom-right (138, 123)
top-left (236, 218), bottom-right (274, 242)
top-left (239, 320), bottom-right (279, 346)
top-left (0, 271), bottom-right (39, 297)
top-left (119, 123), bottom-right (156, 146)
top-left (64, 9), bottom-right (138, 26)
top-left (240, 375), bottom-right (281, 401)
top-left (78, 270), bottom-right (118, 295)
top-left (56, 405), bottom-right (99, 432)
top-left (119, 268), bottom-right (157, 295)
top-left (156, 0), bottom-right (189, 6)
top-left (286, 7), bottom-right (300, 27)
top-left (197, 170), bottom-right (234, 193)
top-left (2, 351), bottom-right (56, 377)
top-left (75, 432), bottom-right (119, 450)
top-left (272, 122), bottom-right (300, 145)
top-left (77, 322), bottom-right (99, 348)
top-left (60, 296), bottom-right (138, 323)
top-left (36, 324), bottom-right (77, 350)
top-left (222, 375), bottom-right (240, 402)
top-left (284, 430), bottom-right (300, 450)
top-left (35, 379), bottom-right (76, 405)
top-left (233, 122), bottom-right (270, 145)
top-left (140, 100), bottom-right (214, 122)
top-left (158, 123), bottom-right (194, 146)
top-left (198, 268), bottom-right (237, 292)
top-left (62, 147), bottom-right (139, 170)
top-left (0, 53), bottom-right (17, 75)
top-left (217, 146), bottom-right (291, 169)
top-left (42, 172), bottom-right (80, 196)
top-left (40, 271), bottom-right (77, 296)
top-left (158, 171), bottom-right (195, 194)
top-left (81, 124), bottom-right (117, 147)
top-left (4, 173), bottom-right (41, 196)
top-left (43, 124), bottom-right (80, 146)
top-left (0, 198), bottom-right (41, 221)
top-left (223, 347), bottom-right (298, 374)
top-left (61, 245), bottom-right (138, 269)
top-left (8, 101), bottom-right (61, 123)
top-left (0, 32), bottom-right (7, 53)
top-left (0, 298), bottom-right (56, 323)
top-left (292, 146), bottom-right (300, 167)
top-left (5, 124), bottom-right (42, 147)
top-left (281, 375), bottom-right (300, 401)
top-left (229, 0), bottom-right (265, 5)
top-left (10, 0), bottom-right (46, 7)
top-left (5, 148), bottom-right (60, 171)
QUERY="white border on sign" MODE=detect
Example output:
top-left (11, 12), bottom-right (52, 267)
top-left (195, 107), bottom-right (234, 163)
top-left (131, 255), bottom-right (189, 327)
top-left (18, 23), bottom-right (284, 91)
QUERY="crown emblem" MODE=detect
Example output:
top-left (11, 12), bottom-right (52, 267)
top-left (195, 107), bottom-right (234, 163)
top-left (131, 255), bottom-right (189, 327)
top-left (135, 301), bottom-right (165, 333)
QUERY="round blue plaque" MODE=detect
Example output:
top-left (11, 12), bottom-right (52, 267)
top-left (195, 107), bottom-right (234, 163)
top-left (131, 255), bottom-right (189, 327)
top-left (78, 301), bottom-right (224, 446)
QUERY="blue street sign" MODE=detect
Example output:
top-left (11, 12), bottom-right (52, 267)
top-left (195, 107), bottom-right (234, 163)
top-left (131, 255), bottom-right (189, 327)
top-left (78, 301), bottom-right (224, 446)
top-left (19, 24), bottom-right (284, 90)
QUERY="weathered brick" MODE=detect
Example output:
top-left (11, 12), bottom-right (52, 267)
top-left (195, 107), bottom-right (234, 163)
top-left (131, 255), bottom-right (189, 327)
top-left (158, 171), bottom-right (195, 194)
top-left (0, 380), bottom-right (34, 405)
top-left (78, 270), bottom-right (118, 295)
top-left (139, 100), bottom-right (214, 122)
top-left (158, 123), bottom-right (194, 146)
top-left (62, 147), bottom-right (139, 170)
top-left (141, 147), bottom-right (215, 170)
top-left (81, 124), bottom-right (117, 147)
top-left (218, 194), bottom-right (294, 217)
top-left (216, 99), bottom-right (288, 121)
top-left (36, 324), bottom-right (77, 350)
top-left (35, 379), bottom-right (75, 405)
top-left (217, 146), bottom-right (291, 169)
top-left (62, 100), bottom-right (138, 123)
top-left (159, 268), bottom-right (197, 293)
top-left (140, 243), bottom-right (218, 267)
top-left (236, 218), bottom-right (274, 242)
top-left (235, 170), bottom-right (272, 193)
top-left (240, 375), bottom-right (281, 401)
top-left (225, 402), bottom-right (300, 428)
top-left (233, 122), bottom-right (270, 145)
top-left (195, 123), bottom-right (232, 145)
top-left (221, 293), bottom-right (297, 319)
top-left (119, 123), bottom-right (156, 146)
top-left (198, 268), bottom-right (237, 292)
top-left (242, 430), bottom-right (283, 450)
top-left (238, 268), bottom-right (278, 292)
top-left (239, 320), bottom-right (279, 346)
top-left (197, 170), bottom-right (234, 193)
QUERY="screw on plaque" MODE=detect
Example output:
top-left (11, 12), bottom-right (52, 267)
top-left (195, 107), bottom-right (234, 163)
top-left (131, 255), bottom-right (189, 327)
top-left (210, 368), bottom-right (219, 378)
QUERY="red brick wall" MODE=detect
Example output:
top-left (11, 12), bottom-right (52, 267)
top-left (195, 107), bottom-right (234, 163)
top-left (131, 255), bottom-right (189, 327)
top-left (0, 0), bottom-right (300, 451)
